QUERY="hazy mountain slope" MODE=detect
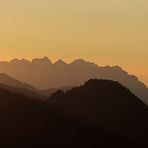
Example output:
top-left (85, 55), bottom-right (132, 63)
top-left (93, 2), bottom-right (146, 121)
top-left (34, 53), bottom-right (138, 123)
top-left (0, 73), bottom-right (36, 90)
top-left (0, 83), bottom-right (45, 99)
top-left (0, 57), bottom-right (148, 103)
top-left (0, 88), bottom-right (97, 148)
top-left (48, 79), bottom-right (148, 145)
top-left (0, 73), bottom-right (45, 99)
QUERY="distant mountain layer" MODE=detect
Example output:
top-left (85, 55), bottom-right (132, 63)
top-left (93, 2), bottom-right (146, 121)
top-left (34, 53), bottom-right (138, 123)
top-left (48, 79), bottom-right (148, 145)
top-left (0, 73), bottom-right (45, 99)
top-left (0, 57), bottom-right (148, 103)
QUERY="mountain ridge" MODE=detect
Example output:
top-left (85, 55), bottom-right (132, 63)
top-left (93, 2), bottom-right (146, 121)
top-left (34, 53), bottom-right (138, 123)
top-left (48, 79), bottom-right (148, 145)
top-left (0, 57), bottom-right (147, 104)
top-left (0, 79), bottom-right (148, 146)
top-left (0, 80), bottom-right (99, 147)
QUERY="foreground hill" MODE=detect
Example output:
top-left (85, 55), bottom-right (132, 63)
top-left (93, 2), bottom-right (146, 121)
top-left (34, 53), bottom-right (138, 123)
top-left (49, 79), bottom-right (148, 145)
top-left (0, 58), bottom-right (147, 103)
top-left (0, 87), bottom-right (96, 148)
top-left (0, 79), bottom-right (148, 147)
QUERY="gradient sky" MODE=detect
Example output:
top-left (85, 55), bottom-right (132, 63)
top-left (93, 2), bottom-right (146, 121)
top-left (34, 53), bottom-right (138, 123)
top-left (0, 0), bottom-right (148, 85)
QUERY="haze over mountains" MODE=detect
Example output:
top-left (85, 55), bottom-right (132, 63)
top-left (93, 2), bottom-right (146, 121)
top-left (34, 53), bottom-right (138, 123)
top-left (0, 73), bottom-right (45, 99)
top-left (0, 57), bottom-right (148, 104)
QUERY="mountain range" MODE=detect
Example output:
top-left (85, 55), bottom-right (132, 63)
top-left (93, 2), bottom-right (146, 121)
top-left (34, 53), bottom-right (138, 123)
top-left (0, 86), bottom-right (96, 147)
top-left (0, 79), bottom-right (147, 147)
top-left (0, 57), bottom-right (148, 104)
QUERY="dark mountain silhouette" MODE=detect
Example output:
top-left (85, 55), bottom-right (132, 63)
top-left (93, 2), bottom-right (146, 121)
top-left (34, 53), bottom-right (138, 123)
top-left (0, 57), bottom-right (148, 103)
top-left (0, 87), bottom-right (97, 148)
top-left (0, 73), bottom-right (45, 99)
top-left (0, 79), bottom-right (148, 147)
top-left (48, 79), bottom-right (148, 145)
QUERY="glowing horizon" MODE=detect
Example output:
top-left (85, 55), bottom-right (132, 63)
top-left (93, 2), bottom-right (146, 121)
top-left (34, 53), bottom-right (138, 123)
top-left (0, 0), bottom-right (148, 85)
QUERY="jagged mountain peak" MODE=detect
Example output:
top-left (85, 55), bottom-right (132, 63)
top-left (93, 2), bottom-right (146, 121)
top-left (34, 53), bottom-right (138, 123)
top-left (10, 58), bottom-right (20, 63)
top-left (71, 59), bottom-right (89, 65)
top-left (0, 58), bottom-right (147, 104)
top-left (31, 57), bottom-right (52, 65)
top-left (70, 59), bottom-right (97, 67)
top-left (20, 58), bottom-right (30, 64)
top-left (54, 59), bottom-right (67, 65)
top-left (72, 59), bottom-right (86, 63)
top-left (10, 58), bottom-right (30, 65)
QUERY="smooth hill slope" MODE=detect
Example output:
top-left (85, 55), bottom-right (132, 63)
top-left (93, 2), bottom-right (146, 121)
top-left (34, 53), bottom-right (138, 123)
top-left (0, 73), bottom-right (45, 99)
top-left (0, 87), bottom-right (96, 148)
top-left (48, 79), bottom-right (148, 145)
top-left (0, 73), bottom-right (36, 89)
top-left (0, 57), bottom-right (148, 103)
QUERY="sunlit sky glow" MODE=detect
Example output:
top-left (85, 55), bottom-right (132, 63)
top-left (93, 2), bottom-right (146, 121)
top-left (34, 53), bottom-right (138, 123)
top-left (0, 0), bottom-right (148, 85)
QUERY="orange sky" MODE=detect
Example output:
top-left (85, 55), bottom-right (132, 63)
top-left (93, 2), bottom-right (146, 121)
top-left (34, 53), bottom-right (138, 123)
top-left (0, 0), bottom-right (148, 85)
